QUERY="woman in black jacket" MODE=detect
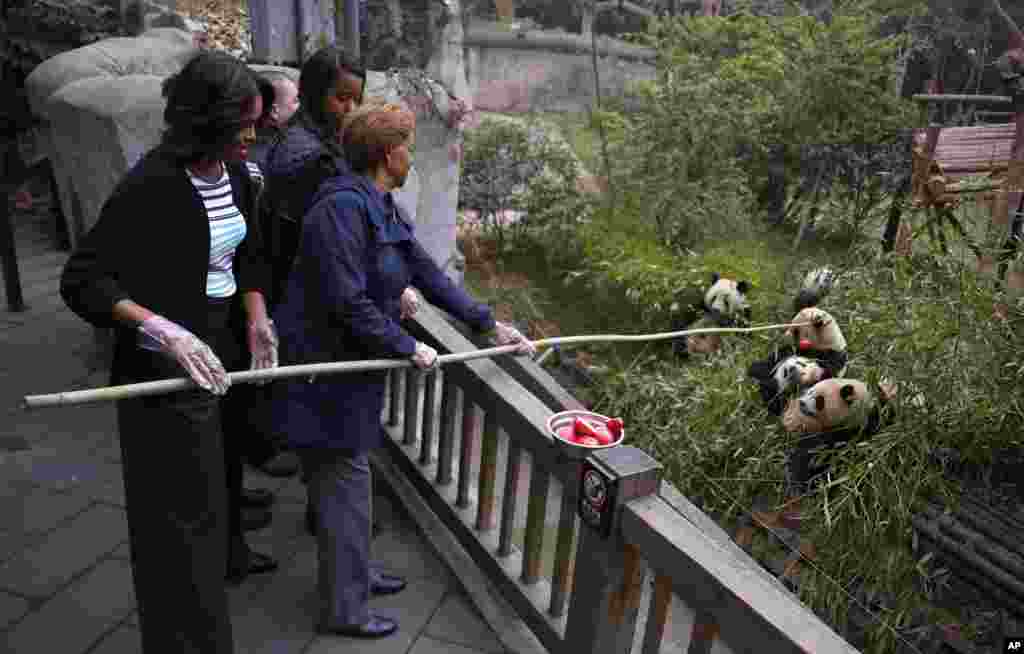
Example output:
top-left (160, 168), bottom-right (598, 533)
top-left (60, 51), bottom-right (277, 654)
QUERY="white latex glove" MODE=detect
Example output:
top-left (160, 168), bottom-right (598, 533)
top-left (248, 317), bottom-right (279, 384)
top-left (410, 341), bottom-right (439, 370)
top-left (138, 315), bottom-right (231, 395)
top-left (492, 321), bottom-right (537, 356)
top-left (400, 287), bottom-right (421, 320)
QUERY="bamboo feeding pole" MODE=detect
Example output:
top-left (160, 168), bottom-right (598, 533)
top-left (22, 322), bottom-right (809, 410)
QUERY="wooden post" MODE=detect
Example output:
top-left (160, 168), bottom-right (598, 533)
top-left (1005, 111), bottom-right (1024, 299)
top-left (564, 446), bottom-right (662, 654)
top-left (0, 184), bottom-right (26, 312)
top-left (0, 140), bottom-right (26, 313)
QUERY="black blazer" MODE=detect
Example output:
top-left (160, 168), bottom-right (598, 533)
top-left (60, 147), bottom-right (270, 385)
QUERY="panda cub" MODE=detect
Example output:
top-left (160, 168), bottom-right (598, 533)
top-left (792, 267), bottom-right (837, 314)
top-left (749, 355), bottom-right (829, 416)
top-left (672, 273), bottom-right (752, 358)
top-left (784, 306), bottom-right (848, 377)
top-left (781, 378), bottom-right (892, 493)
top-left (747, 269), bottom-right (847, 414)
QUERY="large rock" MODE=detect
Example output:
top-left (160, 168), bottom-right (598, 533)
top-left (26, 26), bottom-right (465, 283)
top-left (25, 28), bottom-right (199, 248)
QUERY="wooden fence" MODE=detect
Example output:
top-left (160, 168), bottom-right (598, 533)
top-left (371, 305), bottom-right (860, 654)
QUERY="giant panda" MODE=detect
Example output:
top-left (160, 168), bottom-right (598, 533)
top-left (748, 354), bottom-right (829, 416)
top-left (783, 306), bottom-right (848, 377)
top-left (781, 378), bottom-right (892, 494)
top-left (792, 266), bottom-right (837, 314)
top-left (747, 305), bottom-right (848, 413)
top-left (672, 273), bottom-right (752, 359)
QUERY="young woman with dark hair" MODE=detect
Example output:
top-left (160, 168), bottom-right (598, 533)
top-left (60, 50), bottom-right (277, 653)
top-left (262, 46), bottom-right (368, 307)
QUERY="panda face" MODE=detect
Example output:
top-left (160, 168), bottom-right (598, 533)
top-left (795, 378), bottom-right (869, 424)
top-left (772, 356), bottom-right (826, 394)
top-left (787, 307), bottom-right (847, 352)
top-left (703, 273), bottom-right (751, 326)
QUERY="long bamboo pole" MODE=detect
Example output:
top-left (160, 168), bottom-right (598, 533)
top-left (21, 322), bottom-right (808, 410)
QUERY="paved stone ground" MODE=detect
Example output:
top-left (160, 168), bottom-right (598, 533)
top-left (0, 198), bottom-right (511, 654)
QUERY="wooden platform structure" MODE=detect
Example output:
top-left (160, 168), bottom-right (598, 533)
top-left (911, 94), bottom-right (1023, 210)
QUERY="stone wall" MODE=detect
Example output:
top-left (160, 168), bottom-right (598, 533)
top-left (463, 25), bottom-right (655, 114)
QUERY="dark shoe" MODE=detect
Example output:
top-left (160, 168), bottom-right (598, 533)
top-left (371, 572), bottom-right (406, 596)
top-left (226, 550), bottom-right (279, 585)
top-left (242, 506), bottom-right (272, 532)
top-left (241, 487), bottom-right (275, 508)
top-left (317, 615), bottom-right (398, 639)
top-left (257, 451), bottom-right (301, 477)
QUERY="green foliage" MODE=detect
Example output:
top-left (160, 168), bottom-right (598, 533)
top-left (600, 9), bottom-right (916, 253)
top-left (461, 115), bottom-right (595, 257)
top-left (583, 251), bottom-right (1024, 652)
top-left (457, 3), bottom-right (1024, 650)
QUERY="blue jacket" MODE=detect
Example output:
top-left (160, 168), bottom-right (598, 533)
top-left (261, 118), bottom-right (352, 308)
top-left (272, 174), bottom-right (496, 452)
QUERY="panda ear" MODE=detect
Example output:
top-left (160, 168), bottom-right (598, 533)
top-left (840, 384), bottom-right (857, 404)
top-left (710, 272), bottom-right (720, 285)
top-left (737, 280), bottom-right (751, 294)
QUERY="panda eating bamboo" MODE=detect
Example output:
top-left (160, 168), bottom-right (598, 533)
top-left (747, 267), bottom-right (847, 414)
top-left (672, 273), bottom-right (753, 359)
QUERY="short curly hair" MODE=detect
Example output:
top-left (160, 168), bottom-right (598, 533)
top-left (160, 50), bottom-right (260, 163)
top-left (341, 99), bottom-right (416, 174)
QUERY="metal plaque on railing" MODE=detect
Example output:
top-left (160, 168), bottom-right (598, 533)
top-left (579, 447), bottom-right (662, 539)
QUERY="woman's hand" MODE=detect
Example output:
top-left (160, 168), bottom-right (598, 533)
top-left (137, 315), bottom-right (231, 394)
top-left (400, 287), bottom-right (421, 320)
top-left (410, 341), bottom-right (439, 370)
top-left (492, 321), bottom-right (537, 356)
top-left (248, 317), bottom-right (279, 382)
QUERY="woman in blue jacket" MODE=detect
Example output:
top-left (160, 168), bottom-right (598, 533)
top-left (272, 100), bottom-right (535, 639)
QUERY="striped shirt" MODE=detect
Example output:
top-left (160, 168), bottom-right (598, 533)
top-left (187, 165), bottom-right (248, 298)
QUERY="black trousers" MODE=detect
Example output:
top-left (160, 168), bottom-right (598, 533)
top-left (115, 297), bottom-right (242, 653)
top-left (220, 381), bottom-right (283, 573)
top-left (118, 389), bottom-right (234, 654)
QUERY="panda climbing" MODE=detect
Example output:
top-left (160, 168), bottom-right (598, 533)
top-left (748, 267), bottom-right (847, 414)
top-left (672, 273), bottom-right (752, 359)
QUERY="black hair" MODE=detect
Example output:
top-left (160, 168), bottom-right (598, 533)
top-left (160, 50), bottom-right (260, 163)
top-left (296, 46), bottom-right (365, 154)
top-left (256, 75), bottom-right (277, 123)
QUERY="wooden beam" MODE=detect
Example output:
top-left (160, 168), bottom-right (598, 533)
top-left (911, 94), bottom-right (1012, 105)
top-left (370, 441), bottom-right (550, 654)
top-left (622, 496), bottom-right (859, 653)
top-left (374, 431), bottom-right (566, 653)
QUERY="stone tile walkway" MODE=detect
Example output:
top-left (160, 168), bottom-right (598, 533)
top-left (0, 207), bottom-right (511, 653)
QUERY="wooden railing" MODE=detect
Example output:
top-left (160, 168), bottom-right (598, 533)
top-left (371, 304), bottom-right (859, 654)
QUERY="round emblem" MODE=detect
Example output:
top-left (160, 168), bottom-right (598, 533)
top-left (582, 469), bottom-right (608, 510)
